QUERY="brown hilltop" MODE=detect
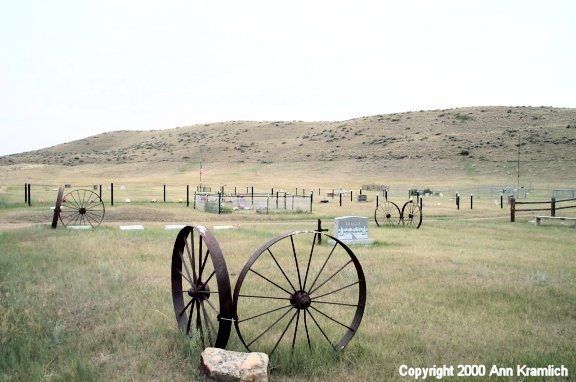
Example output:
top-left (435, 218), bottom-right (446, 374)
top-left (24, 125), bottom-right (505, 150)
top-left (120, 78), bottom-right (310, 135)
top-left (2, 106), bottom-right (575, 181)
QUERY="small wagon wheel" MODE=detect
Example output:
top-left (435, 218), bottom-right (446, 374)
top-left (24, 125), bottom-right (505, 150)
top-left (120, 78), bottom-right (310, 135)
top-left (59, 189), bottom-right (105, 227)
top-left (374, 200), bottom-right (401, 226)
top-left (51, 186), bottom-right (64, 228)
top-left (171, 225), bottom-right (233, 348)
top-left (401, 199), bottom-right (422, 228)
top-left (232, 231), bottom-right (366, 356)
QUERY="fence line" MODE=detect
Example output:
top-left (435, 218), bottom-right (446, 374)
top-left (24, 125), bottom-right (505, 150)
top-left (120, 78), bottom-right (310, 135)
top-left (510, 196), bottom-right (576, 222)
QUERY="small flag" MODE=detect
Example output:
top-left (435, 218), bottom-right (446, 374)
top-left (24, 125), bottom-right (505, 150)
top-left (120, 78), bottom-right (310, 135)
top-left (199, 163), bottom-right (204, 176)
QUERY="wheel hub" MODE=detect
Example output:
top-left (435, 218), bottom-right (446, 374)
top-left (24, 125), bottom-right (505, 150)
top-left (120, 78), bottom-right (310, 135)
top-left (290, 290), bottom-right (311, 310)
top-left (79, 207), bottom-right (87, 215)
top-left (188, 282), bottom-right (210, 301)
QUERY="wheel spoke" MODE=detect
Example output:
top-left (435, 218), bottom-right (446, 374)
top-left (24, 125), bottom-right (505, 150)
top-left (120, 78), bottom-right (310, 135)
top-left (67, 191), bottom-right (81, 209)
top-left (184, 234), bottom-right (197, 282)
top-left (200, 301), bottom-right (215, 347)
top-left (179, 246), bottom-right (194, 286)
top-left (186, 298), bottom-right (195, 334)
top-left (312, 300), bottom-right (362, 308)
top-left (306, 309), bottom-right (336, 350)
top-left (246, 306), bottom-right (293, 348)
top-left (309, 305), bottom-right (355, 331)
top-left (196, 300), bottom-right (205, 345)
top-left (203, 296), bottom-right (220, 316)
top-left (307, 242), bottom-right (338, 294)
top-left (178, 298), bottom-right (193, 317)
top-left (237, 293), bottom-right (290, 302)
top-left (248, 268), bottom-right (293, 296)
top-left (198, 249), bottom-right (211, 281)
top-left (291, 310), bottom-right (301, 352)
top-left (303, 310), bottom-right (311, 350)
top-left (311, 280), bottom-right (360, 300)
top-left (266, 248), bottom-right (297, 293)
top-left (309, 259), bottom-right (353, 296)
top-left (290, 236), bottom-right (303, 290)
top-left (270, 310), bottom-right (298, 355)
top-left (302, 234), bottom-right (316, 290)
top-left (237, 304), bottom-right (294, 324)
top-left (175, 266), bottom-right (193, 286)
top-left (201, 270), bottom-right (216, 287)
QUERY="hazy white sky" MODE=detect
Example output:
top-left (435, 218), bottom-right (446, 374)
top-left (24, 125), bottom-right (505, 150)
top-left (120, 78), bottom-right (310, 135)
top-left (1, 0), bottom-right (575, 156)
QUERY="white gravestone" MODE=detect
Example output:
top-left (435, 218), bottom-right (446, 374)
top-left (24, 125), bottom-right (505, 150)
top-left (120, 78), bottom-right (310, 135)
top-left (332, 216), bottom-right (374, 245)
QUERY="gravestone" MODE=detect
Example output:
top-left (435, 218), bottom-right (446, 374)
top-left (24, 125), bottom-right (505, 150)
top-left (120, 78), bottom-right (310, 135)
top-left (332, 216), bottom-right (374, 245)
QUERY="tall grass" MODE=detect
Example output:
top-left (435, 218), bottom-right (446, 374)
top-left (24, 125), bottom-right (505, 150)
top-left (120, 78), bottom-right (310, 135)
top-left (1, 214), bottom-right (575, 381)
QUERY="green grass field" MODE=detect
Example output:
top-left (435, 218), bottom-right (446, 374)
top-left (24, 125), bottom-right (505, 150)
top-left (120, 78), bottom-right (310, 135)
top-left (1, 202), bottom-right (575, 381)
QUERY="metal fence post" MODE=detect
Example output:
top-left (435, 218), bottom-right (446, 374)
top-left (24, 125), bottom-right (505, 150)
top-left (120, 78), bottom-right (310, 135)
top-left (111, 183), bottom-right (114, 206)
top-left (186, 185), bottom-right (189, 207)
top-left (27, 183), bottom-right (31, 206)
top-left (551, 197), bottom-right (556, 217)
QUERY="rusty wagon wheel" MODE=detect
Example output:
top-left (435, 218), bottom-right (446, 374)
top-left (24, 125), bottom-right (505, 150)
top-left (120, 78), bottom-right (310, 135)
top-left (51, 186), bottom-right (64, 228)
top-left (374, 200), bottom-right (401, 226)
top-left (171, 225), bottom-right (233, 348)
top-left (58, 189), bottom-right (105, 227)
top-left (232, 231), bottom-right (366, 356)
top-left (401, 199), bottom-right (422, 228)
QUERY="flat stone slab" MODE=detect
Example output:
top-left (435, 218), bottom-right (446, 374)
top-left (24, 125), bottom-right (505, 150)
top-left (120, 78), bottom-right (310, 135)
top-left (119, 225), bottom-right (144, 231)
top-left (164, 224), bottom-right (186, 230)
top-left (66, 225), bottom-right (92, 230)
top-left (200, 347), bottom-right (269, 382)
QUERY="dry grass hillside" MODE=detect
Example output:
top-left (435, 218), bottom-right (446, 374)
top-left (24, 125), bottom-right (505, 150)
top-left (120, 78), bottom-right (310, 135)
top-left (2, 106), bottom-right (575, 185)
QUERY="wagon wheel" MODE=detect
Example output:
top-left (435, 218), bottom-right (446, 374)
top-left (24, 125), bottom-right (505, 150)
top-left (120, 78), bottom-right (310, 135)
top-left (232, 231), bottom-right (366, 356)
top-left (374, 200), bottom-right (401, 226)
top-left (171, 225), bottom-right (233, 348)
top-left (51, 186), bottom-right (64, 228)
top-left (59, 189), bottom-right (105, 227)
top-left (401, 199), bottom-right (422, 228)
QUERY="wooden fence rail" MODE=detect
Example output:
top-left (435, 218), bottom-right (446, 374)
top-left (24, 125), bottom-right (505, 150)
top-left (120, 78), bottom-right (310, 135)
top-left (510, 196), bottom-right (576, 222)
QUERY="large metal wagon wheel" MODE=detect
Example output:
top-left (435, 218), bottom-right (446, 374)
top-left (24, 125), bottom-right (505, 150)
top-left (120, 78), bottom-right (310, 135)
top-left (232, 231), bottom-right (366, 356)
top-left (401, 199), bottom-right (422, 228)
top-left (51, 186), bottom-right (64, 228)
top-left (374, 200), bottom-right (401, 226)
top-left (171, 225), bottom-right (233, 348)
top-left (59, 189), bottom-right (105, 227)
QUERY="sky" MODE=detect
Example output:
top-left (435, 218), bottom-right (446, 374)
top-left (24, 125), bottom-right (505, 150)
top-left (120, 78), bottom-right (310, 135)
top-left (1, 1), bottom-right (575, 156)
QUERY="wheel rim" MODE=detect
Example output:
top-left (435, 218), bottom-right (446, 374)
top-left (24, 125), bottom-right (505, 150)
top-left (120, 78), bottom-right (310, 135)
top-left (171, 225), bottom-right (233, 348)
top-left (232, 231), bottom-right (366, 355)
top-left (401, 200), bottom-right (422, 228)
top-left (59, 189), bottom-right (105, 227)
top-left (374, 200), bottom-right (401, 226)
top-left (52, 186), bottom-right (64, 228)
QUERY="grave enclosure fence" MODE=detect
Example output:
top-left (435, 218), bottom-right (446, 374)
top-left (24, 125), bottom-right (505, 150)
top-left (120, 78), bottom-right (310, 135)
top-left (19, 183), bottom-right (313, 214)
top-left (194, 191), bottom-right (313, 214)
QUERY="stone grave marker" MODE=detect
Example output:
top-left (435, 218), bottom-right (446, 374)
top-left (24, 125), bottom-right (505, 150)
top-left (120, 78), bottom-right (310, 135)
top-left (332, 216), bottom-right (374, 245)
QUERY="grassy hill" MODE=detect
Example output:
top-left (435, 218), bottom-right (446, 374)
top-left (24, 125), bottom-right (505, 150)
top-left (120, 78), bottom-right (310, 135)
top-left (1, 106), bottom-right (575, 186)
